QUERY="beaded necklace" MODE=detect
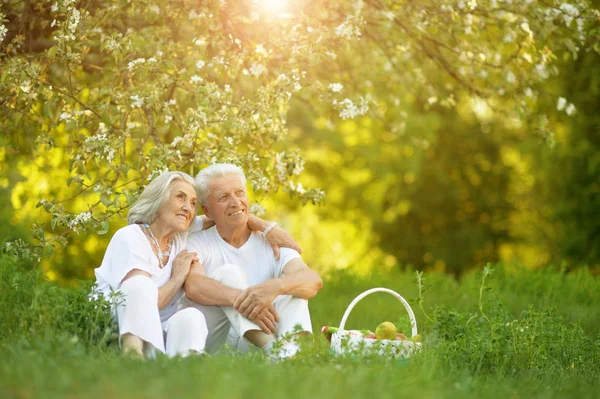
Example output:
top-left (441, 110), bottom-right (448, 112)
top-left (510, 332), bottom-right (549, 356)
top-left (141, 223), bottom-right (173, 269)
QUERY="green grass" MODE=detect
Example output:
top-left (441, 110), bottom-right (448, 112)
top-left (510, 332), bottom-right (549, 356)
top-left (1, 253), bottom-right (599, 398)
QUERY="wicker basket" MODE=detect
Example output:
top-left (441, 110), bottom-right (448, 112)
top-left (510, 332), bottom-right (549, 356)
top-left (330, 287), bottom-right (422, 359)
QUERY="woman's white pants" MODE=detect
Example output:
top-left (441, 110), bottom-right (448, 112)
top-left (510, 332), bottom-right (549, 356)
top-left (182, 264), bottom-right (313, 354)
top-left (116, 275), bottom-right (208, 357)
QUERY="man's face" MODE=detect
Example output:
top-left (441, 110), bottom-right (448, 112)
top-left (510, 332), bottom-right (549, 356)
top-left (203, 174), bottom-right (249, 231)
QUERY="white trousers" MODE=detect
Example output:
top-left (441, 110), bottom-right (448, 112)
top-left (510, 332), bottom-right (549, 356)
top-left (182, 264), bottom-right (313, 354)
top-left (116, 275), bottom-right (208, 357)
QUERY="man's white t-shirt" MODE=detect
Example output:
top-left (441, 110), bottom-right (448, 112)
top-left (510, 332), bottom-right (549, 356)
top-left (186, 226), bottom-right (301, 284)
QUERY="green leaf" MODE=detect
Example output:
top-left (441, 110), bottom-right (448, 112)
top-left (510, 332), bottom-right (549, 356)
top-left (43, 245), bottom-right (55, 258)
top-left (97, 220), bottom-right (110, 235)
top-left (100, 194), bottom-right (113, 207)
top-left (47, 46), bottom-right (58, 58)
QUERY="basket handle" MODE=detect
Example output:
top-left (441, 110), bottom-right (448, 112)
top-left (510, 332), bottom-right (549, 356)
top-left (338, 287), bottom-right (418, 337)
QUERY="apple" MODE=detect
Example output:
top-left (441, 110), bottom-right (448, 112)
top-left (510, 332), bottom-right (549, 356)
top-left (411, 334), bottom-right (422, 342)
top-left (364, 333), bottom-right (377, 339)
top-left (394, 333), bottom-right (407, 341)
top-left (375, 321), bottom-right (397, 340)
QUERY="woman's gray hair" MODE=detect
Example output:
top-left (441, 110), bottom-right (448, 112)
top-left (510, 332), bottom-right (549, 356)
top-left (195, 163), bottom-right (246, 205)
top-left (128, 171), bottom-right (196, 225)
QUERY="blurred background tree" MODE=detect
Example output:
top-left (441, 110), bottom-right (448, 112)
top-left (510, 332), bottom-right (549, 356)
top-left (1, 0), bottom-right (598, 281)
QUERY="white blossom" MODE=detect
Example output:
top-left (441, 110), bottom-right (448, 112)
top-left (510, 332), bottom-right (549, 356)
top-left (0, 22), bottom-right (7, 43)
top-left (335, 17), bottom-right (361, 39)
top-left (68, 8), bottom-right (81, 34)
top-left (328, 83), bottom-right (343, 93)
top-left (59, 112), bottom-right (73, 122)
top-left (338, 97), bottom-right (369, 119)
top-left (171, 136), bottom-right (184, 147)
top-left (382, 11), bottom-right (395, 21)
top-left (506, 71), bottom-right (516, 84)
top-left (557, 97), bottom-right (567, 111)
top-left (565, 103), bottom-right (576, 116)
top-left (250, 203), bottom-right (266, 217)
top-left (20, 80), bottom-right (32, 93)
top-left (535, 64), bottom-right (549, 80)
top-left (190, 75), bottom-right (203, 83)
top-left (290, 181), bottom-right (306, 195)
top-left (249, 63), bottom-right (267, 77)
top-left (520, 22), bottom-right (533, 40)
top-left (559, 3), bottom-right (579, 26)
top-left (196, 60), bottom-right (205, 69)
top-left (524, 87), bottom-right (534, 97)
top-left (129, 95), bottom-right (145, 108)
top-left (147, 168), bottom-right (169, 181)
top-left (127, 58), bottom-right (146, 72)
top-left (255, 44), bottom-right (267, 56)
top-left (68, 211), bottom-right (92, 230)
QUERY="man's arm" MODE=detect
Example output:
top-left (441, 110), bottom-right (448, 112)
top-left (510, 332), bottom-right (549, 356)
top-left (184, 262), bottom-right (240, 307)
top-left (233, 258), bottom-right (323, 320)
top-left (183, 262), bottom-right (280, 333)
top-left (279, 258), bottom-right (323, 299)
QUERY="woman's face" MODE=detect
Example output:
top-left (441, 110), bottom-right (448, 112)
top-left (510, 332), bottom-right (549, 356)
top-left (154, 180), bottom-right (197, 233)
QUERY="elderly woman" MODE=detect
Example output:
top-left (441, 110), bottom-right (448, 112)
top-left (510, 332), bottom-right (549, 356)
top-left (94, 171), bottom-right (298, 358)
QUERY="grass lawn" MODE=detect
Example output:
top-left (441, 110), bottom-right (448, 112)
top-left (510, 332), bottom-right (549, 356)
top-left (1, 254), bottom-right (599, 398)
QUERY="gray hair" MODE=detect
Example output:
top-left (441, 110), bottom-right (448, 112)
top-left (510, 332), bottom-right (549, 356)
top-left (195, 163), bottom-right (246, 205)
top-left (128, 171), bottom-right (196, 225)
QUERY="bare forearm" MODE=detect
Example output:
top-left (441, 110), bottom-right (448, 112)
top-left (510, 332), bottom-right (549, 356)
top-left (184, 274), bottom-right (241, 306)
top-left (248, 214), bottom-right (269, 231)
top-left (275, 269), bottom-right (323, 299)
top-left (158, 275), bottom-right (186, 309)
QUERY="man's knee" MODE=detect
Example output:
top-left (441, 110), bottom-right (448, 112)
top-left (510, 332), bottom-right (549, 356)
top-left (211, 264), bottom-right (249, 289)
top-left (275, 294), bottom-right (309, 309)
top-left (119, 275), bottom-right (158, 302)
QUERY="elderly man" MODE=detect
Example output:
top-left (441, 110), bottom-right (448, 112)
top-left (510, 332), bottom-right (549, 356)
top-left (183, 163), bottom-right (323, 358)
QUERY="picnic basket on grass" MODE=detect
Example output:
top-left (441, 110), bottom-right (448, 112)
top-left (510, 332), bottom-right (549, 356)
top-left (329, 287), bottom-right (422, 359)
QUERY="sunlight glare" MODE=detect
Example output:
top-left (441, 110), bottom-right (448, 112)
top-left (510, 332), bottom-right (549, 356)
top-left (258, 0), bottom-right (288, 13)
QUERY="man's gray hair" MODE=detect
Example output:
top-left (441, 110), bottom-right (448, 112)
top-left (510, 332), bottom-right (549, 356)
top-left (195, 163), bottom-right (247, 205)
top-left (128, 171), bottom-right (196, 225)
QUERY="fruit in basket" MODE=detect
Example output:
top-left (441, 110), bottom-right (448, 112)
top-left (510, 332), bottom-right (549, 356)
top-left (394, 333), bottom-right (408, 341)
top-left (375, 321), bottom-right (397, 340)
top-left (364, 333), bottom-right (377, 339)
top-left (320, 326), bottom-right (338, 342)
top-left (411, 334), bottom-right (422, 342)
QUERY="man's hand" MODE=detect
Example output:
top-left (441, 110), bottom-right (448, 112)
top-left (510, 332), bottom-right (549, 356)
top-left (266, 225), bottom-right (302, 260)
top-left (248, 304), bottom-right (280, 334)
top-left (233, 280), bottom-right (282, 321)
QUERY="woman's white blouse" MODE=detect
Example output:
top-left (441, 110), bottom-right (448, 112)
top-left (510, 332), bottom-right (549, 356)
top-left (94, 224), bottom-right (185, 295)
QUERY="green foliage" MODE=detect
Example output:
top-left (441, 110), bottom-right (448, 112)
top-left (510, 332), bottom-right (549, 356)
top-left (0, 252), bottom-right (115, 348)
top-left (1, 253), bottom-right (599, 397)
top-left (426, 274), bottom-right (600, 377)
top-left (2, 0), bottom-right (600, 278)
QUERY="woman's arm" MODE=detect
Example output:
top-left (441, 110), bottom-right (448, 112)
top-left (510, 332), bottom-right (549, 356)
top-left (120, 250), bottom-right (198, 309)
top-left (248, 214), bottom-right (302, 259)
top-left (194, 213), bottom-right (302, 258)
